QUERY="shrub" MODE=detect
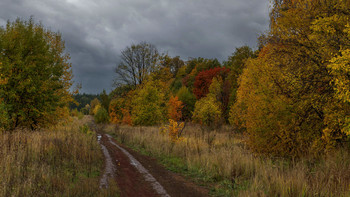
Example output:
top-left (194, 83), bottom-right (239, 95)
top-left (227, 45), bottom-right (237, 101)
top-left (132, 81), bottom-right (166, 126)
top-left (177, 86), bottom-right (196, 121)
top-left (192, 96), bottom-right (222, 129)
top-left (94, 107), bottom-right (109, 124)
top-left (89, 98), bottom-right (101, 115)
top-left (0, 102), bottom-right (9, 131)
top-left (168, 96), bottom-right (183, 121)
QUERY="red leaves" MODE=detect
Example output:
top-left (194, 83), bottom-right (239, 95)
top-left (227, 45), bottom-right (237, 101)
top-left (193, 67), bottom-right (230, 100)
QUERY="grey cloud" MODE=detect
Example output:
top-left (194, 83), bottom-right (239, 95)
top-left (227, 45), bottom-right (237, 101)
top-left (0, 0), bottom-right (269, 93)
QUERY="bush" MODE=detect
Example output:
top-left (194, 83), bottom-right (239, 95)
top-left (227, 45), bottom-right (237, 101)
top-left (89, 98), bottom-right (101, 115)
top-left (177, 86), bottom-right (196, 120)
top-left (0, 102), bottom-right (9, 131)
top-left (132, 81), bottom-right (166, 126)
top-left (0, 18), bottom-right (74, 130)
top-left (94, 107), bottom-right (110, 124)
top-left (192, 96), bottom-right (222, 129)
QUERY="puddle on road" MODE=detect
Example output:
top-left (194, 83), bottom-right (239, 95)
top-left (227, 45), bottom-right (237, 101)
top-left (97, 134), bottom-right (116, 189)
top-left (105, 134), bottom-right (170, 197)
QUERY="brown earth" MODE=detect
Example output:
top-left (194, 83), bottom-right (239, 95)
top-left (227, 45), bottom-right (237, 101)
top-left (97, 130), bottom-right (210, 197)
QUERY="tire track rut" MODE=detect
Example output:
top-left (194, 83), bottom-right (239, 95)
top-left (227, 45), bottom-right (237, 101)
top-left (92, 123), bottom-right (210, 197)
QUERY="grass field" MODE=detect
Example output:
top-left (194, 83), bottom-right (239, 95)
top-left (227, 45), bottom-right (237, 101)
top-left (106, 123), bottom-right (350, 196)
top-left (0, 116), bottom-right (119, 197)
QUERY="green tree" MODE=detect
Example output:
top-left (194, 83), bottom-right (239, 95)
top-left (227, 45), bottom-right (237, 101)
top-left (132, 80), bottom-right (166, 126)
top-left (94, 107), bottom-right (109, 124)
top-left (176, 86), bottom-right (196, 121)
top-left (224, 46), bottom-right (255, 106)
top-left (0, 18), bottom-right (74, 130)
top-left (100, 89), bottom-right (110, 112)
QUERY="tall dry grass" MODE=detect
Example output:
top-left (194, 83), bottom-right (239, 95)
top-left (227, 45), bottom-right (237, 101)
top-left (0, 116), bottom-right (119, 197)
top-left (107, 124), bottom-right (350, 196)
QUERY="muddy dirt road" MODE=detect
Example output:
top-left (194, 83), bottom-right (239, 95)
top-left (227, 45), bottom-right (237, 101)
top-left (93, 126), bottom-right (210, 197)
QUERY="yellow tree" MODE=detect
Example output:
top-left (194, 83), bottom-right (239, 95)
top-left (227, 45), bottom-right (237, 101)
top-left (0, 18), bottom-right (74, 130)
top-left (132, 80), bottom-right (167, 126)
top-left (109, 98), bottom-right (124, 124)
top-left (192, 77), bottom-right (223, 129)
top-left (232, 0), bottom-right (350, 157)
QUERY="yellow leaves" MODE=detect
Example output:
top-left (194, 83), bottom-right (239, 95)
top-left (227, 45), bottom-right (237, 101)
top-left (342, 117), bottom-right (350, 136)
top-left (132, 80), bottom-right (167, 126)
top-left (160, 119), bottom-right (185, 143)
top-left (328, 49), bottom-right (350, 103)
top-left (310, 15), bottom-right (340, 35)
top-left (92, 104), bottom-right (101, 115)
top-left (192, 95), bottom-right (222, 128)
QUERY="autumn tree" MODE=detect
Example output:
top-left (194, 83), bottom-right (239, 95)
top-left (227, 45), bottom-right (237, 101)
top-left (110, 89), bottom-right (134, 125)
top-left (114, 42), bottom-right (159, 88)
top-left (100, 89), bottom-right (110, 112)
top-left (89, 98), bottom-right (101, 115)
top-left (193, 67), bottom-right (230, 100)
top-left (160, 55), bottom-right (185, 77)
top-left (132, 80), bottom-right (167, 126)
top-left (193, 78), bottom-right (223, 129)
top-left (224, 46), bottom-right (255, 104)
top-left (182, 58), bottom-right (221, 91)
top-left (94, 107), bottom-right (109, 124)
top-left (232, 0), bottom-right (350, 157)
top-left (176, 86), bottom-right (196, 121)
top-left (0, 18), bottom-right (74, 130)
top-left (167, 96), bottom-right (183, 121)
top-left (109, 98), bottom-right (124, 124)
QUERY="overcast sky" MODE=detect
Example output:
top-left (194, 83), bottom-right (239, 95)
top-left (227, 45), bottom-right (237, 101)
top-left (0, 0), bottom-right (270, 94)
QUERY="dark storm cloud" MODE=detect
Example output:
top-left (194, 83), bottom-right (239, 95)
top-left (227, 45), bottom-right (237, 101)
top-left (0, 0), bottom-right (270, 93)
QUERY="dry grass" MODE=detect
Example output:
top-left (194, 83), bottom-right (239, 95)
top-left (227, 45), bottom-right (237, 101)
top-left (106, 124), bottom-right (350, 196)
top-left (0, 116), bottom-right (119, 197)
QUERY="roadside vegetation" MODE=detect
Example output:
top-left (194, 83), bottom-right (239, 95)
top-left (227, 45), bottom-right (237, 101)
top-left (0, 116), bottom-right (119, 196)
top-left (0, 18), bottom-right (119, 196)
top-left (95, 1), bottom-right (350, 196)
top-left (107, 124), bottom-right (350, 196)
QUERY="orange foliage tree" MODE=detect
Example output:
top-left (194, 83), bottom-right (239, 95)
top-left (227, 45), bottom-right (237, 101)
top-left (193, 67), bottom-right (230, 100)
top-left (109, 98), bottom-right (123, 124)
top-left (231, 0), bottom-right (350, 157)
top-left (167, 96), bottom-right (183, 121)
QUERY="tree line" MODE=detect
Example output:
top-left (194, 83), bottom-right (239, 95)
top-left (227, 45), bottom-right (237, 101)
top-left (1, 0), bottom-right (350, 158)
top-left (99, 0), bottom-right (350, 157)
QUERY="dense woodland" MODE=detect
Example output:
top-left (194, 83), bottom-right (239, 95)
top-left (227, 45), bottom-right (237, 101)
top-left (99, 0), bottom-right (350, 158)
top-left (1, 0), bottom-right (350, 158)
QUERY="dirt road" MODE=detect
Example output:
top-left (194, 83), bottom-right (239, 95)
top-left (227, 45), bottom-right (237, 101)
top-left (94, 127), bottom-right (210, 197)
